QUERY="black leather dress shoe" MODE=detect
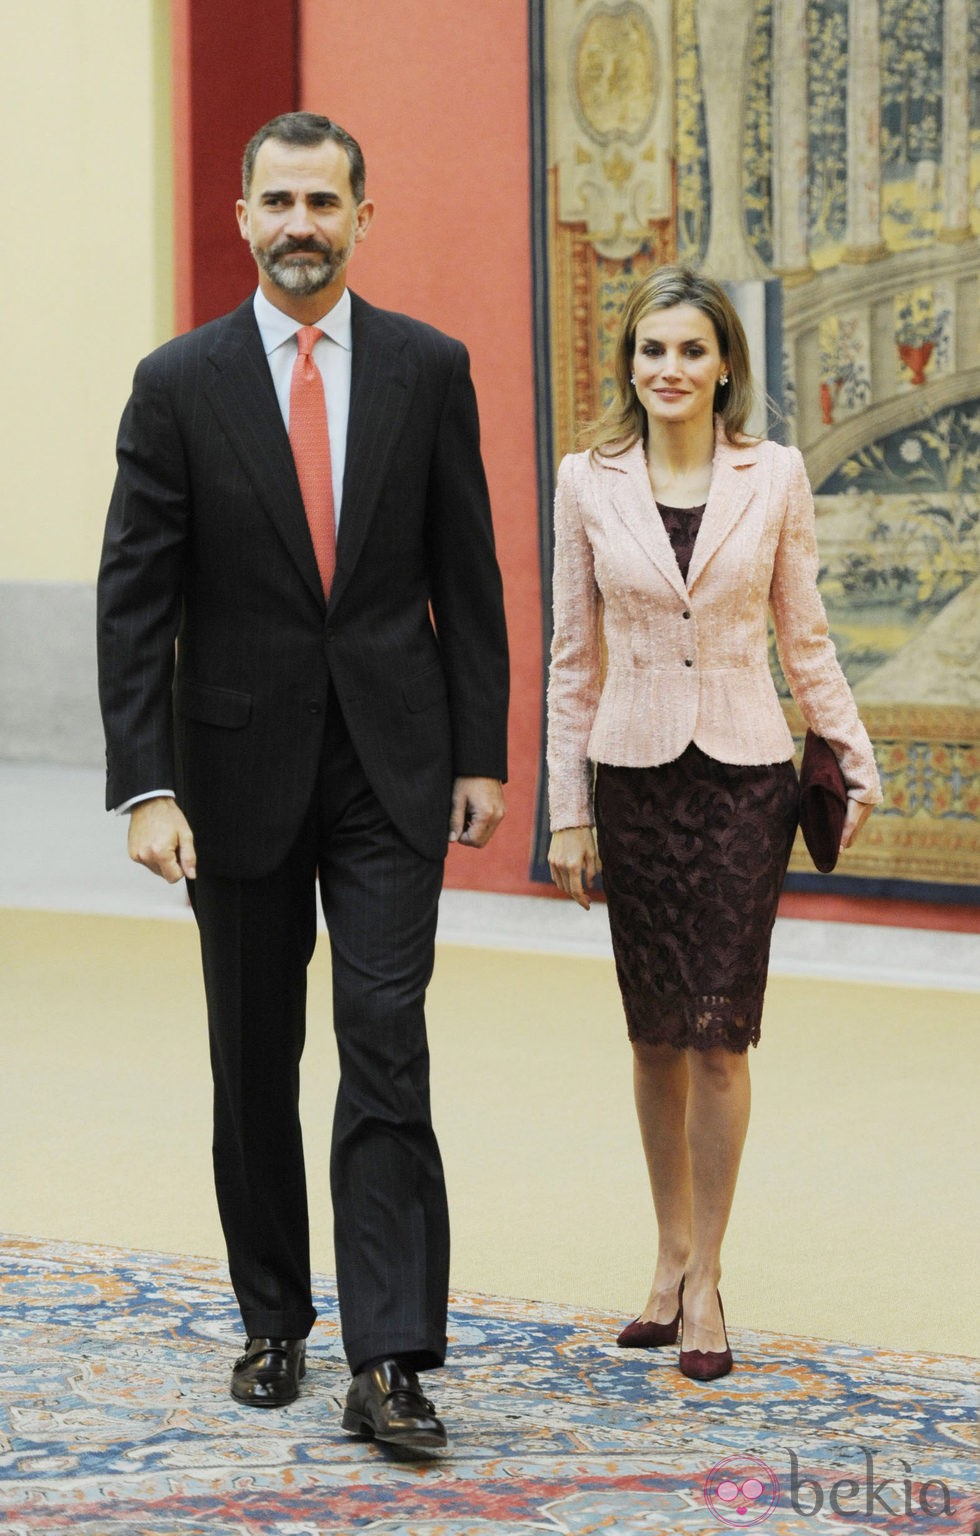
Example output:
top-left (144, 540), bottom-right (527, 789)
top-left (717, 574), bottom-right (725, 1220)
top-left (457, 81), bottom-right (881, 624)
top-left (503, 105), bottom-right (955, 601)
top-left (342, 1359), bottom-right (447, 1449)
top-left (230, 1337), bottom-right (306, 1407)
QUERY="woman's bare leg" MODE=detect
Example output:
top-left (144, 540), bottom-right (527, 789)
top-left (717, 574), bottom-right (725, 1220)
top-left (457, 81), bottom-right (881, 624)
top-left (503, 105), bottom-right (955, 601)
top-left (632, 1039), bottom-right (692, 1322)
top-left (681, 1045), bottom-right (751, 1352)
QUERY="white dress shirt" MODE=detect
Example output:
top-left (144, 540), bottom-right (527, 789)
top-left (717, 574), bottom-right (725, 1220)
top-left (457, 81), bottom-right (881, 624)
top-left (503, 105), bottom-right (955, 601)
top-left (117, 286), bottom-right (353, 814)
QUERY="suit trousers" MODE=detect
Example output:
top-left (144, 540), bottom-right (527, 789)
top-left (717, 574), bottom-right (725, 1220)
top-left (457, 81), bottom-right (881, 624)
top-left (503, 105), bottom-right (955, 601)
top-left (188, 697), bottom-right (449, 1374)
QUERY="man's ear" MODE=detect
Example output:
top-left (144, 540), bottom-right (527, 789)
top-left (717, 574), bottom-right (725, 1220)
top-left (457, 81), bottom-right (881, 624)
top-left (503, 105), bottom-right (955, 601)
top-left (354, 200), bottom-right (375, 243)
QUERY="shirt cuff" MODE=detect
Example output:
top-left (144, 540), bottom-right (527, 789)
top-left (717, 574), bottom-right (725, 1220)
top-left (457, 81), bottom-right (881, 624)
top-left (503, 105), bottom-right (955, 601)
top-left (113, 790), bottom-right (175, 815)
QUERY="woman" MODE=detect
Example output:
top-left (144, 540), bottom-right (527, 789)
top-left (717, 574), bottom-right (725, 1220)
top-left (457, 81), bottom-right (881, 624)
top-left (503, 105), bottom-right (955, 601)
top-left (547, 267), bottom-right (880, 1381)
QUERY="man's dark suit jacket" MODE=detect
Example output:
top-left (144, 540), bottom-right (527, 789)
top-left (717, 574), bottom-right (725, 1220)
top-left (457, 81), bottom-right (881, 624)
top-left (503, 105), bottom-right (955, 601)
top-left (98, 292), bottom-right (509, 879)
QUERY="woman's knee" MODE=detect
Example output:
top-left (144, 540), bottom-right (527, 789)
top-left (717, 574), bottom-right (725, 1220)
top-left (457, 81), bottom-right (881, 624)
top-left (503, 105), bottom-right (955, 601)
top-left (631, 1036), bottom-right (685, 1079)
top-left (688, 1045), bottom-right (749, 1091)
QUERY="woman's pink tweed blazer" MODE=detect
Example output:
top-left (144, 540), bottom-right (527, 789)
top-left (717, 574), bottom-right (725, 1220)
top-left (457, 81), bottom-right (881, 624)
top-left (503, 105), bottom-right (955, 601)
top-left (547, 426), bottom-right (882, 831)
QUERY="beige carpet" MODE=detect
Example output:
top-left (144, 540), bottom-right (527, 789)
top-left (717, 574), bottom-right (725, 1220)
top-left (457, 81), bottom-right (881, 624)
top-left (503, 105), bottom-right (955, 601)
top-left (2, 906), bottom-right (977, 1358)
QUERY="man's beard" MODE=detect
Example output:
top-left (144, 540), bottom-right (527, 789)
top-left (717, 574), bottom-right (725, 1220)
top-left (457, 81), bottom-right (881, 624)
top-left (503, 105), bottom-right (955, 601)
top-left (254, 233), bottom-right (355, 296)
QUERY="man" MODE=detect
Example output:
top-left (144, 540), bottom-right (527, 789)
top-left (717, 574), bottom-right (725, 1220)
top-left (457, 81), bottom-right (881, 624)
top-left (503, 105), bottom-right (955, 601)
top-left (97, 112), bottom-right (508, 1451)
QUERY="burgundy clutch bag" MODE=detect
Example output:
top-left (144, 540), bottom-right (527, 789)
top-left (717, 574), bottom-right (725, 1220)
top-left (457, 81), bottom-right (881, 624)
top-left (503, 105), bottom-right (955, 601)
top-left (798, 731), bottom-right (848, 873)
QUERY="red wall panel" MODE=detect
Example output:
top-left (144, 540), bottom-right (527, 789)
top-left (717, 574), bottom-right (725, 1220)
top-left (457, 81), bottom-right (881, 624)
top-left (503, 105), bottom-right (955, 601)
top-left (172, 0), bottom-right (298, 331)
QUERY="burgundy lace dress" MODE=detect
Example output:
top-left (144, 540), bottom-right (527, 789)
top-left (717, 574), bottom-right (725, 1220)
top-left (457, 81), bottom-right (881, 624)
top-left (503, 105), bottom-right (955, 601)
top-left (593, 503), bottom-right (799, 1054)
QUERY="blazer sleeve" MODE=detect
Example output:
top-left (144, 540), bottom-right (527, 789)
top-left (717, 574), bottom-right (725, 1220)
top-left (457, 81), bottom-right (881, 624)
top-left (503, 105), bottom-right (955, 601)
top-left (424, 340), bottom-right (509, 780)
top-left (97, 355), bottom-right (190, 810)
top-left (547, 455), bottom-right (601, 829)
top-left (769, 447), bottom-right (882, 804)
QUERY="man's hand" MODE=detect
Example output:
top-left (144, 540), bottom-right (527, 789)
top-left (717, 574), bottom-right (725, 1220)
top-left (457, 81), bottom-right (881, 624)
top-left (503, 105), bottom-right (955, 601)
top-left (448, 777), bottom-right (505, 848)
top-left (128, 796), bottom-right (197, 883)
top-left (548, 825), bottom-right (601, 910)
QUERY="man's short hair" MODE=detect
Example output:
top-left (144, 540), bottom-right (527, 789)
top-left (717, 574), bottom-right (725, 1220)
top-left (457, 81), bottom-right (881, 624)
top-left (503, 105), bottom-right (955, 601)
top-left (242, 112), bottom-right (366, 203)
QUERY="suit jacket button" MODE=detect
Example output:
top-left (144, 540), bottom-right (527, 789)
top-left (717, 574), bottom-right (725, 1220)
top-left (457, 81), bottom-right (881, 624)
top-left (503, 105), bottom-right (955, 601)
top-left (682, 610), bottom-right (691, 619)
top-left (684, 658), bottom-right (693, 667)
top-left (307, 701), bottom-right (322, 714)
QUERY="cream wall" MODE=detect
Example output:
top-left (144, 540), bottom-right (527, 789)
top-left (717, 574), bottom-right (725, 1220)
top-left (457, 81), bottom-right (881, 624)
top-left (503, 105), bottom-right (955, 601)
top-left (0, 0), bottom-right (172, 583)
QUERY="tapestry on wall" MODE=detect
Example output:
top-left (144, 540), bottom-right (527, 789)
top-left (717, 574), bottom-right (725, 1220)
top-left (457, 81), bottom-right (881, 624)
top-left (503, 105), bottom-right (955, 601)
top-left (530, 0), bottom-right (980, 902)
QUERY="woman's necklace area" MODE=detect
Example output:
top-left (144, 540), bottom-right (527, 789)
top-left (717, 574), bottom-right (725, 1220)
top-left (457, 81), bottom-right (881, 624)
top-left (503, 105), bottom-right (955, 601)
top-left (646, 457), bottom-right (713, 509)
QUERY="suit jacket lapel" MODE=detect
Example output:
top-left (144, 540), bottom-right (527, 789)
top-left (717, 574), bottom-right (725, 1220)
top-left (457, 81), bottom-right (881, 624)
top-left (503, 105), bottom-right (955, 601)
top-left (686, 430), bottom-right (760, 590)
top-left (328, 293), bottom-right (418, 612)
top-left (204, 299), bottom-right (324, 606)
top-left (602, 442), bottom-right (689, 602)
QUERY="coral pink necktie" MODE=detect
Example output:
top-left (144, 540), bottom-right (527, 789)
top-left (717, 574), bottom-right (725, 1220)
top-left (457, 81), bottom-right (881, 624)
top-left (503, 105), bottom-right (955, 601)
top-left (289, 325), bottom-right (336, 596)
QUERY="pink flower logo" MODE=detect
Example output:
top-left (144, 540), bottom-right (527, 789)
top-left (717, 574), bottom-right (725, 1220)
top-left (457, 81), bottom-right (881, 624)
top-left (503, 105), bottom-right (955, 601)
top-left (703, 1455), bottom-right (780, 1526)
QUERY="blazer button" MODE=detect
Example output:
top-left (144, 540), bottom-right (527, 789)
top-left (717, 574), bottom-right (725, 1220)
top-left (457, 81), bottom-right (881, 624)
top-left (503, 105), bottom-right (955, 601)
top-left (682, 610), bottom-right (691, 619)
top-left (684, 659), bottom-right (694, 667)
top-left (306, 701), bottom-right (322, 715)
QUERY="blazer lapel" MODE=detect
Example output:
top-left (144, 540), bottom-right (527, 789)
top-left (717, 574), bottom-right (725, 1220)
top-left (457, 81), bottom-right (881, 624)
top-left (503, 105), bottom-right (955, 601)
top-left (603, 442), bottom-right (689, 602)
top-left (328, 293), bottom-right (418, 612)
top-left (204, 300), bottom-right (324, 607)
top-left (686, 429), bottom-right (760, 590)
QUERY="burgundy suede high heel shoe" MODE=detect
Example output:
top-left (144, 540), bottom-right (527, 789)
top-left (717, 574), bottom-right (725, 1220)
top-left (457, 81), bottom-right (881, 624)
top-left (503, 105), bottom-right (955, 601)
top-left (616, 1280), bottom-right (684, 1348)
top-left (678, 1289), bottom-right (733, 1381)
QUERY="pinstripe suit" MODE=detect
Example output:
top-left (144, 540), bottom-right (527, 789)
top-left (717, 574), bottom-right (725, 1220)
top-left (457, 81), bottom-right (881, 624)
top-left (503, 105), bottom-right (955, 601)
top-left (98, 292), bottom-right (509, 1371)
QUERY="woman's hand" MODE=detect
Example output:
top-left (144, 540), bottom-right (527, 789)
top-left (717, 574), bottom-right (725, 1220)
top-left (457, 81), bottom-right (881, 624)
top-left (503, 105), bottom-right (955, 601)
top-left (548, 826), bottom-right (602, 909)
top-left (840, 796), bottom-right (873, 853)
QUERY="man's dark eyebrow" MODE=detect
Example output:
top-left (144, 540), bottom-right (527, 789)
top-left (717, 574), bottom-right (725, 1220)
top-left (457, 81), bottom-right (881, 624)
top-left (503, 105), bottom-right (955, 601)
top-left (259, 187), bottom-right (342, 202)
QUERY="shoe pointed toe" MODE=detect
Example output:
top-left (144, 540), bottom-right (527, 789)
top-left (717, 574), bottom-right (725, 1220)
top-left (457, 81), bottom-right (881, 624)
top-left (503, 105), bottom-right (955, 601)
top-left (617, 1313), bottom-right (681, 1348)
top-left (617, 1282), bottom-right (683, 1348)
top-left (678, 1345), bottom-right (734, 1381)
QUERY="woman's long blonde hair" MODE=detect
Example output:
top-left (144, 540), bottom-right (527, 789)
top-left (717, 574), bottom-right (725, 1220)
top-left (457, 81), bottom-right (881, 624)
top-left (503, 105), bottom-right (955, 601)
top-left (587, 266), bottom-right (756, 456)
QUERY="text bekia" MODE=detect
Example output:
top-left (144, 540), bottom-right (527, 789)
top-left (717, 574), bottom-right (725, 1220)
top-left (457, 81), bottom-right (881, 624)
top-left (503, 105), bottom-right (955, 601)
top-left (789, 1448), bottom-right (954, 1518)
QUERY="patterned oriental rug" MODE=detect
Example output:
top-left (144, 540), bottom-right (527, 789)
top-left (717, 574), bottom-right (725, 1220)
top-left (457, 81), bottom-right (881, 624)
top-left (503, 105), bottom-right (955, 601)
top-left (0, 1237), bottom-right (974, 1536)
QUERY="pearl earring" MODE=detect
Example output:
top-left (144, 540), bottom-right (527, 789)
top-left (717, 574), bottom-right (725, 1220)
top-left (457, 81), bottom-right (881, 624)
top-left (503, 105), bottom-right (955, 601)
top-left (719, 373), bottom-right (729, 386)
top-left (630, 375), bottom-right (636, 386)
